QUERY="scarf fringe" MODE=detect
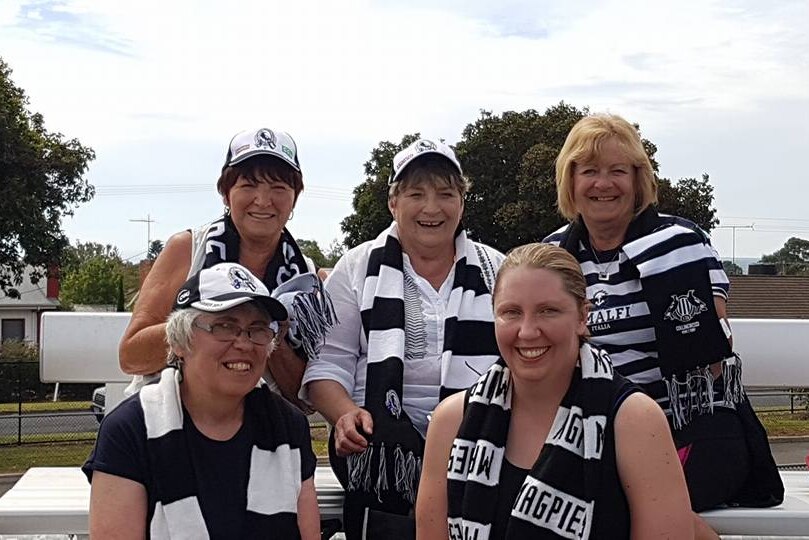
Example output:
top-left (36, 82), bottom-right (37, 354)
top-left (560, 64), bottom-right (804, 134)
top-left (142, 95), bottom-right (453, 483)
top-left (723, 354), bottom-right (745, 405)
top-left (288, 279), bottom-right (338, 360)
top-left (345, 443), bottom-right (421, 505)
top-left (394, 445), bottom-right (421, 505)
top-left (666, 355), bottom-right (745, 430)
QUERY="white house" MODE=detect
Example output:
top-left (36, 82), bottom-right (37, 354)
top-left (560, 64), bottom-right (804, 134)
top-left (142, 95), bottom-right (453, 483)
top-left (0, 266), bottom-right (60, 343)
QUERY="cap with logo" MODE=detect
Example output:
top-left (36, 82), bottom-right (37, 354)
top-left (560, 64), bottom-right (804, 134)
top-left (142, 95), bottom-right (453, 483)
top-left (223, 128), bottom-right (301, 172)
top-left (389, 138), bottom-right (462, 184)
top-left (173, 262), bottom-right (288, 322)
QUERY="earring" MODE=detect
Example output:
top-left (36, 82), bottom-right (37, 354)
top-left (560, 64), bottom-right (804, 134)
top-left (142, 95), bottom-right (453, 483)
top-left (224, 206), bottom-right (230, 215)
top-left (288, 210), bottom-right (294, 221)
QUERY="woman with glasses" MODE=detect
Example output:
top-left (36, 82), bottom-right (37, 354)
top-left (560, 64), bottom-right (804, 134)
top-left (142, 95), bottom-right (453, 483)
top-left (84, 262), bottom-right (320, 539)
top-left (119, 127), bottom-right (335, 410)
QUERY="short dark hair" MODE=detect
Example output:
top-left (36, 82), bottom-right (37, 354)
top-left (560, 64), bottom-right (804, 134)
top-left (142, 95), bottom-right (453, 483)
top-left (389, 154), bottom-right (470, 199)
top-left (217, 155), bottom-right (304, 202)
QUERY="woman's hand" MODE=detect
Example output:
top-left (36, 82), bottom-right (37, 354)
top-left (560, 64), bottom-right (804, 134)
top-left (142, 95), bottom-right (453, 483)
top-left (334, 407), bottom-right (374, 456)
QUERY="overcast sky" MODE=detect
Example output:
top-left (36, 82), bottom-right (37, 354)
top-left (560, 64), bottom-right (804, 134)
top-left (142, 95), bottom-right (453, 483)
top-left (2, 0), bottom-right (808, 263)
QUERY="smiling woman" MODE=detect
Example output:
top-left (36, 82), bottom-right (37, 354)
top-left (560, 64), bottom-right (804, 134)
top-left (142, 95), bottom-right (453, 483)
top-left (118, 127), bottom-right (335, 410)
top-left (417, 243), bottom-right (694, 540)
top-left (84, 262), bottom-right (320, 539)
top-left (301, 139), bottom-right (504, 539)
top-left (544, 113), bottom-right (784, 537)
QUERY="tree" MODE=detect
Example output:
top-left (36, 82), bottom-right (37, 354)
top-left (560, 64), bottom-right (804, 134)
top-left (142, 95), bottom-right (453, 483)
top-left (722, 260), bottom-right (743, 276)
top-left (456, 103), bottom-right (589, 251)
top-left (298, 239), bottom-right (346, 268)
top-left (60, 242), bottom-right (121, 277)
top-left (298, 239), bottom-right (329, 269)
top-left (760, 237), bottom-right (809, 275)
top-left (0, 57), bottom-right (95, 293)
top-left (60, 256), bottom-right (122, 307)
top-left (341, 134), bottom-right (420, 248)
top-left (59, 240), bottom-right (140, 308)
top-left (148, 239), bottom-right (164, 261)
top-left (656, 174), bottom-right (718, 233)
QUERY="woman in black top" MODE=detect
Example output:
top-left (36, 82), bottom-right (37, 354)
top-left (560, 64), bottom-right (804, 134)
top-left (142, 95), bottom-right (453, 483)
top-left (417, 244), bottom-right (693, 539)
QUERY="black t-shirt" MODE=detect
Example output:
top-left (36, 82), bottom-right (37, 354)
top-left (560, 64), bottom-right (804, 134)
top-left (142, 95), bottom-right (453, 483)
top-left (83, 388), bottom-right (317, 539)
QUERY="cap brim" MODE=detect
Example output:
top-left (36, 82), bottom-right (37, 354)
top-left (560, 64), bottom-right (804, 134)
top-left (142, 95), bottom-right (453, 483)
top-left (228, 149), bottom-right (300, 172)
top-left (191, 294), bottom-right (288, 322)
top-left (390, 150), bottom-right (462, 184)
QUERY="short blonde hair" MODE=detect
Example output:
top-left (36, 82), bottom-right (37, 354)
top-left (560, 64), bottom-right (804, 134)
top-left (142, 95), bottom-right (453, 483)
top-left (494, 243), bottom-right (587, 312)
top-left (555, 114), bottom-right (657, 221)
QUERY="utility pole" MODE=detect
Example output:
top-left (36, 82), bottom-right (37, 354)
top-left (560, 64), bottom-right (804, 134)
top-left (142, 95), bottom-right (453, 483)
top-left (129, 214), bottom-right (156, 259)
top-left (716, 224), bottom-right (754, 266)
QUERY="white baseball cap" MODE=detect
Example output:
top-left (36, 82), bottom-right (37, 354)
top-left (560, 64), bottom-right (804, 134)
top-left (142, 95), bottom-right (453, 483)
top-left (224, 128), bottom-right (301, 172)
top-left (389, 139), bottom-right (462, 184)
top-left (174, 262), bottom-right (288, 322)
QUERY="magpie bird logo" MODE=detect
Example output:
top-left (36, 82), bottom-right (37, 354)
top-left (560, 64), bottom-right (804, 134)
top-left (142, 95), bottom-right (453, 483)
top-left (664, 290), bottom-right (707, 323)
top-left (255, 128), bottom-right (277, 149)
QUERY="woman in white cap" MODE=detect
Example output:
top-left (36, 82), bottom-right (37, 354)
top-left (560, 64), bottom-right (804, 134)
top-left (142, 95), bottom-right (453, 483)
top-left (119, 128), bottom-right (335, 409)
top-left (302, 139), bottom-right (504, 538)
top-left (84, 262), bottom-right (320, 539)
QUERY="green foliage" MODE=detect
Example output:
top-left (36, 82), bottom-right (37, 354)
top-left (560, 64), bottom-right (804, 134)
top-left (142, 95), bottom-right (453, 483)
top-left (760, 237), bottom-right (809, 275)
top-left (116, 275), bottom-right (125, 311)
top-left (340, 134), bottom-right (421, 248)
top-left (148, 239), bottom-right (164, 261)
top-left (0, 340), bottom-right (39, 362)
top-left (298, 239), bottom-right (347, 268)
top-left (298, 239), bottom-right (329, 268)
top-left (656, 174), bottom-right (719, 232)
top-left (60, 242), bottom-right (120, 277)
top-left (456, 103), bottom-right (588, 251)
top-left (722, 260), bottom-right (743, 276)
top-left (60, 256), bottom-right (122, 306)
top-left (0, 57), bottom-right (95, 293)
top-left (59, 241), bottom-right (140, 308)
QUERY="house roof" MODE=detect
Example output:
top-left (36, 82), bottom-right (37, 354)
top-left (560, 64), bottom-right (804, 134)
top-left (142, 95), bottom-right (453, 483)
top-left (727, 275), bottom-right (809, 319)
top-left (0, 266), bottom-right (59, 310)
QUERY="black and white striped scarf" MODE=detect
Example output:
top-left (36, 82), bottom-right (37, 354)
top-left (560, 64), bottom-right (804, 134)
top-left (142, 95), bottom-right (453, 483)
top-left (191, 213), bottom-right (335, 360)
top-left (345, 222), bottom-right (499, 514)
top-left (140, 367), bottom-right (303, 539)
top-left (556, 209), bottom-right (742, 429)
top-left (448, 344), bottom-right (616, 540)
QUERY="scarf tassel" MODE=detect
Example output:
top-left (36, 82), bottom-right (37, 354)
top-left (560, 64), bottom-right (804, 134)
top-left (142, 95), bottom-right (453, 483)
top-left (289, 282), bottom-right (338, 360)
top-left (345, 443), bottom-right (422, 505)
top-left (347, 445), bottom-right (374, 493)
top-left (666, 367), bottom-right (715, 431)
top-left (722, 354), bottom-right (745, 405)
top-left (394, 445), bottom-right (422, 505)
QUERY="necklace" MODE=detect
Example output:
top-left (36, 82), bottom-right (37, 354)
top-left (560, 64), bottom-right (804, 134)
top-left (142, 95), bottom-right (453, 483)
top-left (590, 245), bottom-right (621, 281)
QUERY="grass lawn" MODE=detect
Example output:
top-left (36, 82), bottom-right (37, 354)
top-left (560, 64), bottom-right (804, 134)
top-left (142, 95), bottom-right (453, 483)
top-left (0, 401), bottom-right (91, 414)
top-left (0, 441), bottom-right (95, 473)
top-left (757, 410), bottom-right (809, 437)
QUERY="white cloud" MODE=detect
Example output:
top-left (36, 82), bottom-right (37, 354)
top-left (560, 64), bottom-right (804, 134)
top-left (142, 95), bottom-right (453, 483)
top-left (1, 0), bottom-right (807, 258)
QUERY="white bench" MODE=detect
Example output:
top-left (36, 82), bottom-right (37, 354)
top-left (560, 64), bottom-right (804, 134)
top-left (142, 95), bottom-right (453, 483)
top-left (1, 467), bottom-right (805, 537)
top-left (0, 466), bottom-right (344, 537)
top-left (9, 313), bottom-right (808, 537)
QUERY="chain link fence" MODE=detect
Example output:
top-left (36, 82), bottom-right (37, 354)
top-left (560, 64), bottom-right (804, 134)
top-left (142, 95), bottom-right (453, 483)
top-left (0, 359), bottom-right (99, 453)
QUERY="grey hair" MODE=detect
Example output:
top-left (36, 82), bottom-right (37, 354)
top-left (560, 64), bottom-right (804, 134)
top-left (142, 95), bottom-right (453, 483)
top-left (165, 307), bottom-right (204, 361)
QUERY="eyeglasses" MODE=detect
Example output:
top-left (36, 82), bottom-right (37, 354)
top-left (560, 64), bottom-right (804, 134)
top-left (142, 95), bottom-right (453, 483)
top-left (193, 321), bottom-right (276, 346)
